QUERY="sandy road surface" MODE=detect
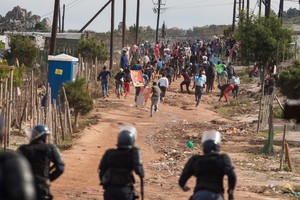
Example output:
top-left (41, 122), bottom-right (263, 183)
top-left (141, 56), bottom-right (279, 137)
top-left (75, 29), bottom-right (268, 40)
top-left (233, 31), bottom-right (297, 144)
top-left (52, 78), bottom-right (291, 200)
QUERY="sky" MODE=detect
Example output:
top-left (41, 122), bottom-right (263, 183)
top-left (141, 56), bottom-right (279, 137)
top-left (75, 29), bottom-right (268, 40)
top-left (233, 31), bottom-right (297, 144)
top-left (1, 0), bottom-right (300, 32)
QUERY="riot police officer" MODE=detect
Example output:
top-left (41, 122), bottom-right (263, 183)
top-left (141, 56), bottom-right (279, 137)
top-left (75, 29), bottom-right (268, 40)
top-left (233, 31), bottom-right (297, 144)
top-left (98, 125), bottom-right (144, 200)
top-left (18, 125), bottom-right (65, 200)
top-left (0, 111), bottom-right (35, 200)
top-left (0, 151), bottom-right (36, 200)
top-left (179, 130), bottom-right (236, 200)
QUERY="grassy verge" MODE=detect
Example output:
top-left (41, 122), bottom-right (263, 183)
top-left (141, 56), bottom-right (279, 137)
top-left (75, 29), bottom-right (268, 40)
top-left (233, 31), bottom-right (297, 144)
top-left (214, 97), bottom-right (254, 119)
top-left (57, 113), bottom-right (101, 150)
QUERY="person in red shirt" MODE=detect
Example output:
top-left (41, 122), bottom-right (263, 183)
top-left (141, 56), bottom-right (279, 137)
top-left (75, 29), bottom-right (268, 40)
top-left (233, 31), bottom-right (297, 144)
top-left (180, 69), bottom-right (191, 94)
top-left (224, 84), bottom-right (235, 103)
top-left (154, 46), bottom-right (160, 60)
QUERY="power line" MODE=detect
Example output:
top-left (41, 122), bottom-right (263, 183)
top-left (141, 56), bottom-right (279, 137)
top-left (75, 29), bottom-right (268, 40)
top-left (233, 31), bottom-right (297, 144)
top-left (40, 0), bottom-right (86, 18)
top-left (166, 0), bottom-right (213, 8)
top-left (165, 3), bottom-right (233, 10)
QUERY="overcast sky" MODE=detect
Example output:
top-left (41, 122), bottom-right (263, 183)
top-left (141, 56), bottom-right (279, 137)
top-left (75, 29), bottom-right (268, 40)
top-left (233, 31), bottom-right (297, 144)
top-left (1, 0), bottom-right (299, 32)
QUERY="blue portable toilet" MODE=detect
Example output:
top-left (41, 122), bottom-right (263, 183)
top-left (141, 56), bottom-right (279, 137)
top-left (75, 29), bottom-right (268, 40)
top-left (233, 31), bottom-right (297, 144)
top-left (48, 54), bottom-right (79, 100)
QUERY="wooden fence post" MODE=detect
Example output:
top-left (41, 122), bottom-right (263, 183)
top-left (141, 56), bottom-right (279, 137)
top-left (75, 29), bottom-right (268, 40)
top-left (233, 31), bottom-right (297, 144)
top-left (95, 57), bottom-right (98, 81)
top-left (7, 70), bottom-right (13, 146)
top-left (62, 87), bottom-right (73, 135)
top-left (57, 96), bottom-right (65, 141)
top-left (279, 124), bottom-right (287, 170)
top-left (52, 99), bottom-right (58, 144)
top-left (285, 141), bottom-right (293, 172)
top-left (31, 71), bottom-right (34, 128)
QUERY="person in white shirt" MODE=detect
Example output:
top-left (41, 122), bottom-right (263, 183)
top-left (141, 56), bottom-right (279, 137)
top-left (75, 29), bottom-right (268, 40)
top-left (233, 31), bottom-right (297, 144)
top-left (231, 73), bottom-right (240, 98)
top-left (201, 71), bottom-right (207, 85)
top-left (157, 73), bottom-right (169, 101)
top-left (142, 53), bottom-right (150, 66)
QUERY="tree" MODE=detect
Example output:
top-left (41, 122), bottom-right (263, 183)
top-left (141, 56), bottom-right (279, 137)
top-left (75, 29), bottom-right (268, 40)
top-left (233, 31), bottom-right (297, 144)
top-left (276, 61), bottom-right (300, 99)
top-left (34, 21), bottom-right (49, 32)
top-left (5, 35), bottom-right (39, 67)
top-left (0, 42), bottom-right (4, 51)
top-left (234, 14), bottom-right (293, 66)
top-left (283, 8), bottom-right (300, 19)
top-left (235, 14), bottom-right (294, 155)
top-left (77, 37), bottom-right (108, 61)
top-left (60, 78), bottom-right (94, 129)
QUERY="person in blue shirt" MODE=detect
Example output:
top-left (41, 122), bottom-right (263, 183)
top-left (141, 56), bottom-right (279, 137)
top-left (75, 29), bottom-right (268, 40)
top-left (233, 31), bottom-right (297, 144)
top-left (192, 71), bottom-right (206, 107)
top-left (97, 66), bottom-right (111, 98)
top-left (120, 50), bottom-right (129, 70)
top-left (157, 58), bottom-right (163, 74)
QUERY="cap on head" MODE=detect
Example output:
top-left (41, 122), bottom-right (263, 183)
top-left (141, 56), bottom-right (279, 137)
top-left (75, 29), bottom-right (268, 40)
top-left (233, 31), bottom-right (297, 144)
top-left (31, 125), bottom-right (50, 141)
top-left (201, 130), bottom-right (221, 154)
top-left (119, 68), bottom-right (124, 72)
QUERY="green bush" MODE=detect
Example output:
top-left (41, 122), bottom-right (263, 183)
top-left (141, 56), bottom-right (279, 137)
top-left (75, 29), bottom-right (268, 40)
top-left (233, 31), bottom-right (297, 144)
top-left (60, 78), bottom-right (94, 128)
top-left (276, 61), bottom-right (300, 99)
top-left (273, 107), bottom-right (284, 119)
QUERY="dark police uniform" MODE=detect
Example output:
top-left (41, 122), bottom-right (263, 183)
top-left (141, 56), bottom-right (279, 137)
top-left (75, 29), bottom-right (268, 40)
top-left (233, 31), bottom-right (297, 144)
top-left (179, 152), bottom-right (236, 200)
top-left (18, 140), bottom-right (65, 200)
top-left (99, 147), bottom-right (144, 200)
top-left (0, 151), bottom-right (36, 200)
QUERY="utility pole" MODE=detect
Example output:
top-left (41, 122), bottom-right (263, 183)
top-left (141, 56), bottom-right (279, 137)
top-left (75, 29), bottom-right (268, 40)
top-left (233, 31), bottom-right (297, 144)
top-left (62, 4), bottom-right (65, 33)
top-left (155, 0), bottom-right (161, 43)
top-left (265, 0), bottom-right (271, 17)
top-left (122, 0), bottom-right (126, 48)
top-left (50, 0), bottom-right (60, 55)
top-left (58, 1), bottom-right (61, 33)
top-left (278, 0), bottom-right (284, 22)
top-left (259, 0), bottom-right (262, 17)
top-left (136, 0), bottom-right (140, 45)
top-left (110, 0), bottom-right (115, 70)
top-left (232, 0), bottom-right (237, 32)
top-left (242, 0), bottom-right (245, 11)
top-left (246, 0), bottom-right (250, 18)
top-left (238, 0), bottom-right (241, 17)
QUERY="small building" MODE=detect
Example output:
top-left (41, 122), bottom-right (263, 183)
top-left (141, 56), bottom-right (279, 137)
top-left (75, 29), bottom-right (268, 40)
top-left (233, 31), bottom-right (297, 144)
top-left (47, 53), bottom-right (79, 100)
top-left (0, 35), bottom-right (10, 50)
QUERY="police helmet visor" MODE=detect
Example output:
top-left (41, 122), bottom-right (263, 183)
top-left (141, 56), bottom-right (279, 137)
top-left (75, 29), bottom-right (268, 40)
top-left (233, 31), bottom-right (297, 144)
top-left (201, 130), bottom-right (221, 145)
top-left (117, 130), bottom-right (134, 148)
top-left (119, 125), bottom-right (138, 142)
top-left (30, 125), bottom-right (51, 141)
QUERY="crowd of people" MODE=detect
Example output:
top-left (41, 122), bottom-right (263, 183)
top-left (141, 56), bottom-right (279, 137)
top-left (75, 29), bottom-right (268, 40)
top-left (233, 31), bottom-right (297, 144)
top-left (0, 37), bottom-right (243, 200)
top-left (98, 37), bottom-right (241, 112)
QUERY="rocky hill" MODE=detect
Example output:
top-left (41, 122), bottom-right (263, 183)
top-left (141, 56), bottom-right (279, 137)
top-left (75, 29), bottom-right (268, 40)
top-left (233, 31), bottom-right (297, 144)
top-left (0, 6), bottom-right (51, 33)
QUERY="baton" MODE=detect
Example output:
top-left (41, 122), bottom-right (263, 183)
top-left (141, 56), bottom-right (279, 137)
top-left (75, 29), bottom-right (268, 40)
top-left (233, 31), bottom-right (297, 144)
top-left (140, 177), bottom-right (144, 200)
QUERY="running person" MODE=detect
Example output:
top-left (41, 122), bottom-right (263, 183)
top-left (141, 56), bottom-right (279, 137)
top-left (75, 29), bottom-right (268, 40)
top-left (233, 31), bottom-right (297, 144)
top-left (192, 72), bottom-right (206, 107)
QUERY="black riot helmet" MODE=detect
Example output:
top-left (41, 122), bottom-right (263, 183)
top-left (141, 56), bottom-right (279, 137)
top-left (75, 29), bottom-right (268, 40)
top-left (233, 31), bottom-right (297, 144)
top-left (30, 125), bottom-right (50, 142)
top-left (201, 130), bottom-right (221, 154)
top-left (117, 125), bottom-right (138, 148)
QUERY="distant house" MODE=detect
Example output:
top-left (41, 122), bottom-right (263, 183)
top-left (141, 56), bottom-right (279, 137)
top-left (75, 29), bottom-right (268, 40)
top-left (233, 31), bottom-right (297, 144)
top-left (292, 25), bottom-right (300, 60)
top-left (0, 35), bottom-right (10, 50)
top-left (4, 31), bottom-right (83, 55)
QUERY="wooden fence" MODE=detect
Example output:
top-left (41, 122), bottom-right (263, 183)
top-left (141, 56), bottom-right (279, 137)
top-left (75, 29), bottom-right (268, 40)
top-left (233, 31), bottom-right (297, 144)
top-left (257, 93), bottom-right (275, 132)
top-left (0, 56), bottom-right (104, 150)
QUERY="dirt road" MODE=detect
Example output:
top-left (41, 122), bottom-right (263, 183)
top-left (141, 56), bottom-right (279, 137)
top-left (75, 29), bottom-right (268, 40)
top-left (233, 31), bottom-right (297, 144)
top-left (52, 78), bottom-right (298, 200)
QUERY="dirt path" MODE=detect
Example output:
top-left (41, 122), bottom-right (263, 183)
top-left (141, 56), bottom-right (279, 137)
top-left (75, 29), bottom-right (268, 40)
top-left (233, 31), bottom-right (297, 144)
top-left (52, 78), bottom-right (296, 200)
